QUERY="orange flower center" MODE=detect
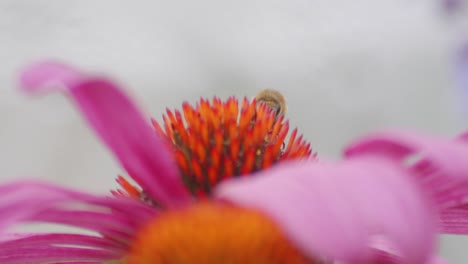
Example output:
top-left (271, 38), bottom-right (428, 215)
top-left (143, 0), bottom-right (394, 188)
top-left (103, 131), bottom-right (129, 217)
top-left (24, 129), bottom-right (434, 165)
top-left (125, 203), bottom-right (320, 264)
top-left (113, 92), bottom-right (315, 200)
top-left (153, 95), bottom-right (314, 196)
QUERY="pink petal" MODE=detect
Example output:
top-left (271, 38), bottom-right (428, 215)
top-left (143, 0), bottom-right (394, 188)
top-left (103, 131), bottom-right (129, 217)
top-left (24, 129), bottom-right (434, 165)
top-left (435, 133), bottom-right (468, 235)
top-left (0, 234), bottom-right (126, 264)
top-left (0, 180), bottom-right (158, 263)
top-left (367, 250), bottom-right (448, 264)
top-left (0, 247), bottom-right (119, 264)
top-left (18, 61), bottom-right (191, 206)
top-left (344, 130), bottom-right (468, 206)
top-left (18, 61), bottom-right (84, 94)
top-left (216, 157), bottom-right (436, 263)
top-left (217, 129), bottom-right (468, 263)
top-left (0, 234), bottom-right (126, 252)
top-left (345, 131), bottom-right (468, 234)
top-left (439, 205), bottom-right (468, 234)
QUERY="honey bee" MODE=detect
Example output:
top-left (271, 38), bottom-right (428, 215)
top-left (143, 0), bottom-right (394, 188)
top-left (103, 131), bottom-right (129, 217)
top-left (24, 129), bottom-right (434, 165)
top-left (255, 89), bottom-right (287, 117)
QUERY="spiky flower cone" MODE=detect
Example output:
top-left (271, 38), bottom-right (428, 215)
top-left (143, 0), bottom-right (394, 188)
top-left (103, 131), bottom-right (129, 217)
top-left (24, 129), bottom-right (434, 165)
top-left (151, 96), bottom-right (314, 196)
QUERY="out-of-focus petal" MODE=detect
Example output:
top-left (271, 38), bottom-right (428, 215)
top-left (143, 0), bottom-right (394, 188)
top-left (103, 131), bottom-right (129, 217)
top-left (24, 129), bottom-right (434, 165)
top-left (18, 61), bottom-right (84, 94)
top-left (217, 130), bottom-right (468, 263)
top-left (442, 0), bottom-right (463, 15)
top-left (367, 250), bottom-right (448, 264)
top-left (18, 61), bottom-right (191, 206)
top-left (344, 130), bottom-right (468, 208)
top-left (345, 131), bottom-right (468, 236)
top-left (0, 180), bottom-right (157, 263)
top-left (216, 157), bottom-right (436, 263)
top-left (0, 246), bottom-right (118, 264)
top-left (439, 205), bottom-right (468, 234)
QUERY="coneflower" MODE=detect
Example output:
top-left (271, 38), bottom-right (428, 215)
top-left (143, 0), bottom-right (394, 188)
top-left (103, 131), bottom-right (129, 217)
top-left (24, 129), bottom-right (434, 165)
top-left (1, 60), bottom-right (467, 264)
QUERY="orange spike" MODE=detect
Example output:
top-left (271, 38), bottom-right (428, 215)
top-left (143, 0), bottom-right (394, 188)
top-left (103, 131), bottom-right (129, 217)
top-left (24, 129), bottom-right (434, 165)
top-left (211, 107), bottom-right (221, 128)
top-left (223, 157), bottom-right (234, 178)
top-left (191, 157), bottom-right (204, 183)
top-left (205, 108), bottom-right (216, 129)
top-left (272, 121), bottom-right (289, 156)
top-left (265, 113), bottom-right (275, 131)
top-left (199, 99), bottom-right (211, 123)
top-left (241, 148), bottom-right (256, 175)
top-left (116, 176), bottom-right (140, 198)
top-left (225, 97), bottom-right (239, 122)
top-left (163, 115), bottom-right (174, 140)
top-left (182, 102), bottom-right (196, 127)
top-left (284, 128), bottom-right (298, 155)
top-left (291, 135), bottom-right (305, 157)
top-left (214, 128), bottom-right (224, 153)
top-left (230, 138), bottom-right (240, 161)
top-left (186, 131), bottom-right (197, 154)
top-left (151, 118), bottom-right (166, 137)
top-left (207, 166), bottom-right (217, 185)
top-left (244, 101), bottom-right (256, 125)
top-left (262, 145), bottom-right (275, 169)
top-left (227, 118), bottom-right (238, 140)
top-left (166, 108), bottom-right (177, 125)
top-left (252, 120), bottom-right (268, 147)
top-left (238, 98), bottom-right (252, 132)
top-left (175, 149), bottom-right (190, 175)
top-left (212, 97), bottom-right (224, 124)
top-left (243, 128), bottom-right (255, 150)
top-left (268, 115), bottom-right (284, 140)
top-left (210, 148), bottom-right (221, 172)
top-left (200, 120), bottom-right (210, 146)
top-left (191, 115), bottom-right (201, 137)
top-left (194, 139), bottom-right (207, 164)
top-left (255, 101), bottom-right (267, 121)
top-left (173, 110), bottom-right (188, 143)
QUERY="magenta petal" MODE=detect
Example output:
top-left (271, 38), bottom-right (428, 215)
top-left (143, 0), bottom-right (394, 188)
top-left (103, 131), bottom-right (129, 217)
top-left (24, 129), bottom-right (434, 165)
top-left (217, 130), bottom-right (468, 263)
top-left (344, 130), bottom-right (468, 235)
top-left (216, 157), bottom-right (436, 263)
top-left (0, 180), bottom-right (156, 241)
top-left (0, 234), bottom-right (126, 252)
top-left (19, 61), bottom-right (84, 94)
top-left (439, 205), bottom-right (468, 234)
top-left (368, 250), bottom-right (448, 264)
top-left (18, 61), bottom-right (191, 206)
top-left (0, 180), bottom-right (160, 263)
top-left (0, 234), bottom-right (125, 264)
top-left (344, 130), bottom-right (468, 207)
top-left (0, 247), bottom-right (119, 264)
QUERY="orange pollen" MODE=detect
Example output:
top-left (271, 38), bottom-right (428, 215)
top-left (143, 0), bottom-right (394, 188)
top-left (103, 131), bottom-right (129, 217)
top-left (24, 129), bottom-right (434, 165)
top-left (126, 202), bottom-right (320, 264)
top-left (150, 96), bottom-right (315, 196)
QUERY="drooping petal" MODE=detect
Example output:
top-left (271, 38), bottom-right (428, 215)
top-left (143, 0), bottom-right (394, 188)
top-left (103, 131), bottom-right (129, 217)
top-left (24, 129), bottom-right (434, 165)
top-left (344, 131), bottom-right (468, 207)
top-left (0, 180), bottom-right (157, 263)
top-left (18, 61), bottom-right (191, 206)
top-left (216, 157), bottom-right (436, 263)
top-left (217, 130), bottom-right (468, 263)
top-left (345, 131), bottom-right (468, 235)
top-left (367, 250), bottom-right (448, 264)
top-left (439, 205), bottom-right (468, 234)
top-left (19, 61), bottom-right (85, 93)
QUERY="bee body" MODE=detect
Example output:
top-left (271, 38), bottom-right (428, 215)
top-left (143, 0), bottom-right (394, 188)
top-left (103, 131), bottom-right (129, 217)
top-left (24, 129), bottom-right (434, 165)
top-left (255, 89), bottom-right (287, 117)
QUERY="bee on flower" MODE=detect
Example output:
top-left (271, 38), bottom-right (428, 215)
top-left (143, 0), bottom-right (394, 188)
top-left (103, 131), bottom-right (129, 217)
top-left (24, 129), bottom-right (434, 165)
top-left (255, 88), bottom-right (287, 118)
top-left (0, 61), bottom-right (467, 264)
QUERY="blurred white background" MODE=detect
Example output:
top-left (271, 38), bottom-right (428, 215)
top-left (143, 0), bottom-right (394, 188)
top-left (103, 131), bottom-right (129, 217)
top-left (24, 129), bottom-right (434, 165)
top-left (0, 0), bottom-right (467, 262)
